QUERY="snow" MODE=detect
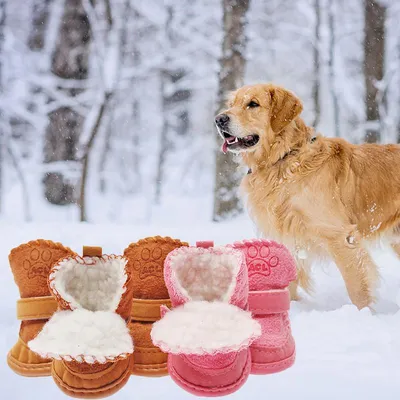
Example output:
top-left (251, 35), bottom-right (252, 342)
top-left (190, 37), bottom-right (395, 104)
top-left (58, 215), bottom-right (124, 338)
top-left (2, 216), bottom-right (400, 400)
top-left (2, 0), bottom-right (400, 397)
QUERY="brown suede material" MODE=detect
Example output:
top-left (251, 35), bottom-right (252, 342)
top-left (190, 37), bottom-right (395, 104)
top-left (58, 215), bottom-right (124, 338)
top-left (9, 240), bottom-right (75, 298)
top-left (124, 236), bottom-right (188, 300)
top-left (8, 240), bottom-right (76, 377)
top-left (19, 320), bottom-right (50, 343)
top-left (66, 361), bottom-right (113, 375)
top-left (130, 321), bottom-right (154, 348)
top-left (52, 358), bottom-right (132, 399)
top-left (131, 298), bottom-right (172, 322)
top-left (124, 237), bottom-right (188, 376)
top-left (116, 264), bottom-right (134, 321)
top-left (47, 251), bottom-right (135, 398)
top-left (82, 246), bottom-right (102, 257)
top-left (7, 337), bottom-right (52, 377)
top-left (129, 321), bottom-right (168, 376)
top-left (17, 296), bottom-right (58, 320)
top-left (133, 350), bottom-right (167, 370)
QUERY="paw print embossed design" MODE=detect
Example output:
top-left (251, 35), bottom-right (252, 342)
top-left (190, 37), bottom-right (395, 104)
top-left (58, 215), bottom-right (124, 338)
top-left (245, 244), bottom-right (279, 277)
top-left (23, 247), bottom-right (53, 279)
top-left (133, 246), bottom-right (164, 280)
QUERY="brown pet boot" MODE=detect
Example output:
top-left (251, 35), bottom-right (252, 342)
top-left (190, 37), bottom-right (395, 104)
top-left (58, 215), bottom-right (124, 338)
top-left (7, 239), bottom-right (76, 377)
top-left (28, 246), bottom-right (134, 398)
top-left (124, 236), bottom-right (188, 377)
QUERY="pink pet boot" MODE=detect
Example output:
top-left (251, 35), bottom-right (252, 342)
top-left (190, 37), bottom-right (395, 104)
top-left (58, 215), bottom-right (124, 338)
top-left (233, 239), bottom-right (297, 374)
top-left (151, 241), bottom-right (261, 397)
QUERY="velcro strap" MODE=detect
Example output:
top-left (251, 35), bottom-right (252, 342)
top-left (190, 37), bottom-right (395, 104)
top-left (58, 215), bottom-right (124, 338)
top-left (17, 296), bottom-right (58, 321)
top-left (131, 298), bottom-right (172, 322)
top-left (196, 241), bottom-right (214, 248)
top-left (82, 246), bottom-right (102, 257)
top-left (248, 289), bottom-right (290, 315)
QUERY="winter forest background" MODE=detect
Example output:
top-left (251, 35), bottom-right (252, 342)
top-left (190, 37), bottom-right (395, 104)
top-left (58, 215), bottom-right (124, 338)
top-left (0, 0), bottom-right (397, 225)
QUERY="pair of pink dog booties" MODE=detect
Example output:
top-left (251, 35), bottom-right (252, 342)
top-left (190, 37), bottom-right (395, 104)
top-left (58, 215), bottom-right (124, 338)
top-left (151, 239), bottom-right (297, 397)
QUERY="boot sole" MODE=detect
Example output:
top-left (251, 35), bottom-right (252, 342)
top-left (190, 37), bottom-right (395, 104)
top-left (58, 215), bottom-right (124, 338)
top-left (131, 362), bottom-right (168, 377)
top-left (7, 351), bottom-right (51, 377)
top-left (51, 357), bottom-right (132, 399)
top-left (168, 350), bottom-right (252, 397)
top-left (250, 350), bottom-right (296, 374)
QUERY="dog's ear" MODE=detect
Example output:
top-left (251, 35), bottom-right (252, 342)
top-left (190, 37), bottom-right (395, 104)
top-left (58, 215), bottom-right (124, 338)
top-left (268, 86), bottom-right (303, 133)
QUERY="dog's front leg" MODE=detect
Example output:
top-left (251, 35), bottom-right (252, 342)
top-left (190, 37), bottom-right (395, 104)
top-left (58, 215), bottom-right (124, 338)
top-left (327, 235), bottom-right (378, 310)
top-left (289, 256), bottom-right (313, 301)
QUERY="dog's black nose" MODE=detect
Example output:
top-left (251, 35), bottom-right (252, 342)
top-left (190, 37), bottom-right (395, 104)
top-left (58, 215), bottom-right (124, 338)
top-left (215, 114), bottom-right (230, 128)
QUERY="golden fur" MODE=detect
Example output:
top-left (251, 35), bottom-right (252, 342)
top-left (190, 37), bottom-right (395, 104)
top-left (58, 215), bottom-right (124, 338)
top-left (218, 83), bottom-right (400, 310)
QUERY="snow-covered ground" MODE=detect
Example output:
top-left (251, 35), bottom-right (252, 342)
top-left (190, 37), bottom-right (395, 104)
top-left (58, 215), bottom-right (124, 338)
top-left (2, 217), bottom-right (400, 400)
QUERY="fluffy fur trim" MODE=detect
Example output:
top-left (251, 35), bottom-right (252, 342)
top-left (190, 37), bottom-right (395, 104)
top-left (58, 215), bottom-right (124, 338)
top-left (49, 255), bottom-right (127, 312)
top-left (28, 309), bottom-right (133, 363)
top-left (167, 246), bottom-right (244, 302)
top-left (151, 301), bottom-right (261, 355)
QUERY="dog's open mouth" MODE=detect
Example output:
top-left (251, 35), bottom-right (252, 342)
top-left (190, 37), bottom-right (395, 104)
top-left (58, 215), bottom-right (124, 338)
top-left (221, 132), bottom-right (260, 153)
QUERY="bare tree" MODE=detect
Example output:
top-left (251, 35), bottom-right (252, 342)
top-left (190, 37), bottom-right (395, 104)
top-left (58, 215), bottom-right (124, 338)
top-left (155, 5), bottom-right (174, 205)
top-left (130, 6), bottom-right (142, 193)
top-left (213, 0), bottom-right (250, 221)
top-left (28, 0), bottom-right (52, 51)
top-left (79, 0), bottom-right (129, 221)
top-left (79, 92), bottom-right (112, 221)
top-left (26, 0), bottom-right (53, 118)
top-left (98, 0), bottom-right (126, 194)
top-left (43, 0), bottom-right (91, 205)
top-left (155, 67), bottom-right (169, 205)
top-left (328, 0), bottom-right (340, 137)
top-left (311, 0), bottom-right (321, 129)
top-left (155, 4), bottom-right (191, 205)
top-left (364, 0), bottom-right (386, 143)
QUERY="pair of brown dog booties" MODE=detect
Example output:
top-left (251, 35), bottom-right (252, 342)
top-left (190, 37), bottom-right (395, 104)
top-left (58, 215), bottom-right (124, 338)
top-left (7, 237), bottom-right (188, 398)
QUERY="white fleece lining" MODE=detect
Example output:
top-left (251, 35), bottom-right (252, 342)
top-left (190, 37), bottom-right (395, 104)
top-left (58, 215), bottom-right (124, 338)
top-left (50, 256), bottom-right (127, 312)
top-left (28, 309), bottom-right (133, 362)
top-left (171, 250), bottom-right (240, 302)
top-left (151, 301), bottom-right (261, 355)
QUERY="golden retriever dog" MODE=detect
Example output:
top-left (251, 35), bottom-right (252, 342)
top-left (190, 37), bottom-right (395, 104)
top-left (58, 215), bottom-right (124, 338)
top-left (215, 83), bottom-right (400, 310)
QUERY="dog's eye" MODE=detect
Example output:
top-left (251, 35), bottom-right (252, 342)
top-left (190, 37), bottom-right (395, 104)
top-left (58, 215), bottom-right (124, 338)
top-left (246, 101), bottom-right (259, 109)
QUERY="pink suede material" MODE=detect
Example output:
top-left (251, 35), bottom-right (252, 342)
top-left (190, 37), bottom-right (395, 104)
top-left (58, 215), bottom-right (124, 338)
top-left (168, 350), bottom-right (252, 397)
top-left (171, 351), bottom-right (247, 387)
top-left (158, 245), bottom-right (257, 396)
top-left (196, 241), bottom-right (214, 248)
top-left (233, 239), bottom-right (297, 374)
top-left (248, 289), bottom-right (290, 314)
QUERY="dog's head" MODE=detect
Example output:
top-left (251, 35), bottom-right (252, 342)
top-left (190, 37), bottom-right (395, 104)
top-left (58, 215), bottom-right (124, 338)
top-left (215, 84), bottom-right (303, 155)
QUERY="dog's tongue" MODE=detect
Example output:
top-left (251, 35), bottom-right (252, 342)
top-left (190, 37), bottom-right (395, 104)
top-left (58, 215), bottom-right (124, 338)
top-left (222, 136), bottom-right (239, 153)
